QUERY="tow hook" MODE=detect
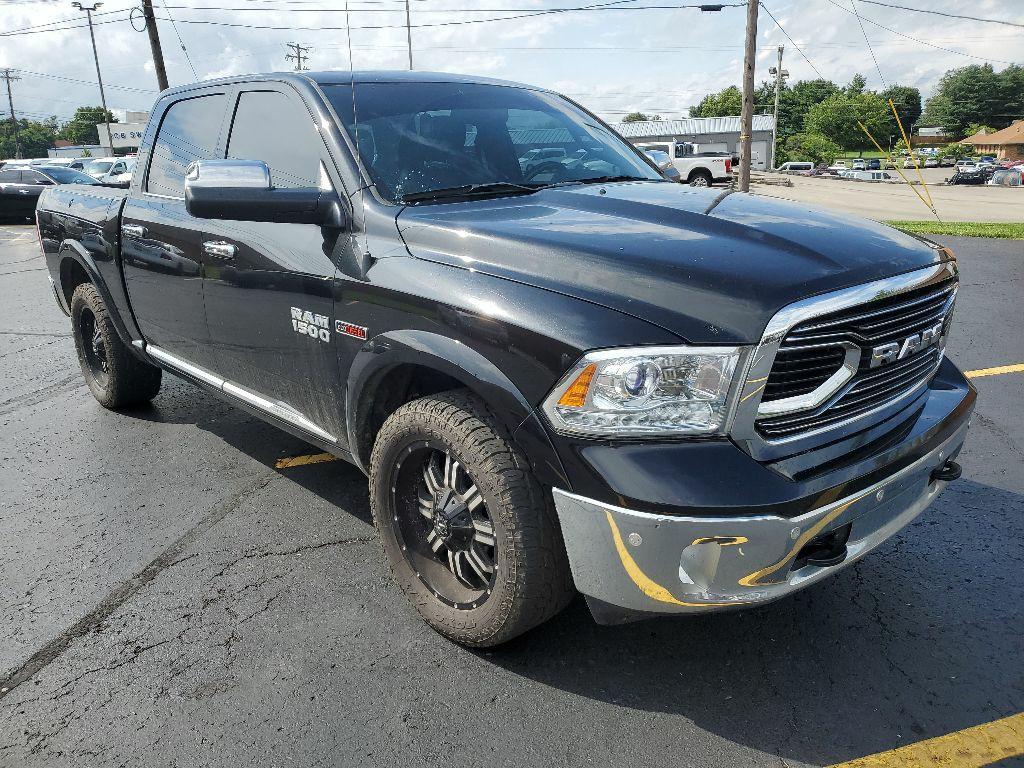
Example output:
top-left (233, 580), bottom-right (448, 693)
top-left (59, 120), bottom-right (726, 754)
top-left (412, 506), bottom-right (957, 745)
top-left (931, 460), bottom-right (962, 483)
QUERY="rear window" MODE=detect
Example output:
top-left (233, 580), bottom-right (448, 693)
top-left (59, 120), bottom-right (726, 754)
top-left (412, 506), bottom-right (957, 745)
top-left (0, 169), bottom-right (20, 182)
top-left (146, 93), bottom-right (227, 197)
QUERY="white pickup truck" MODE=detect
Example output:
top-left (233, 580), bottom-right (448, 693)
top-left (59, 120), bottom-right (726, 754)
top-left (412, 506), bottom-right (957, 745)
top-left (634, 141), bottom-right (733, 186)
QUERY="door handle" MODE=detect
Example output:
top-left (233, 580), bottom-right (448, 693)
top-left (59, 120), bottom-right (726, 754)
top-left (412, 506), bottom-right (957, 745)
top-left (122, 224), bottom-right (147, 238)
top-left (202, 241), bottom-right (236, 260)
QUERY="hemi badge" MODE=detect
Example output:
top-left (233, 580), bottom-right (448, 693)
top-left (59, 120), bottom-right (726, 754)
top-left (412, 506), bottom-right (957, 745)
top-left (335, 320), bottom-right (368, 340)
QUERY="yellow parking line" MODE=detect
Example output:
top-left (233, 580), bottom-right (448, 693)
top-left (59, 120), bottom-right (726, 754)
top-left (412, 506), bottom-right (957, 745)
top-left (827, 712), bottom-right (1024, 768)
top-left (965, 363), bottom-right (1024, 379)
top-left (274, 452), bottom-right (339, 469)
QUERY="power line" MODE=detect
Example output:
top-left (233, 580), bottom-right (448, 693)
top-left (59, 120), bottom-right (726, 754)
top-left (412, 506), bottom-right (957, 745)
top-left (759, 3), bottom-right (824, 79)
top-left (13, 69), bottom-right (156, 95)
top-left (820, 0), bottom-right (1016, 65)
top-left (155, 1), bottom-right (744, 32)
top-left (850, 0), bottom-right (886, 88)
top-left (855, 1), bottom-right (1024, 29)
top-left (160, 0), bottom-right (199, 79)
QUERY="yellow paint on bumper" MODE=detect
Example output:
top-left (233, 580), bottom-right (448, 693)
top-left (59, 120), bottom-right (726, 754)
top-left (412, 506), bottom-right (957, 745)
top-left (274, 452), bottom-right (338, 470)
top-left (828, 711), bottom-right (1024, 768)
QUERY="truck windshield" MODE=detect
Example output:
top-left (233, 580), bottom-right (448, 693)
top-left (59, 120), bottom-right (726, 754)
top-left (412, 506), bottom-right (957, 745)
top-left (323, 81), bottom-right (661, 204)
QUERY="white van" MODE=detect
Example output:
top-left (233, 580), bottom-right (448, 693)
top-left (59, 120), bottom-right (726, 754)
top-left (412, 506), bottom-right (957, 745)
top-left (776, 161), bottom-right (813, 172)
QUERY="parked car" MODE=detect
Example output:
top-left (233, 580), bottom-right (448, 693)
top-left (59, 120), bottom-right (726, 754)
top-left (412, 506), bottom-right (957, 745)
top-left (776, 161), bottom-right (814, 172)
top-left (850, 170), bottom-right (893, 181)
top-left (987, 167), bottom-right (1022, 187)
top-left (83, 156), bottom-right (135, 184)
top-left (903, 156), bottom-right (918, 168)
top-left (955, 159), bottom-right (978, 172)
top-left (642, 149), bottom-right (682, 182)
top-left (634, 141), bottom-right (732, 187)
top-left (940, 156), bottom-right (956, 167)
top-left (924, 157), bottom-right (939, 168)
top-left (828, 160), bottom-right (848, 171)
top-left (39, 158), bottom-right (88, 171)
top-left (0, 164), bottom-right (98, 220)
top-left (36, 70), bottom-right (974, 645)
top-left (866, 159), bottom-right (881, 170)
top-left (851, 158), bottom-right (866, 171)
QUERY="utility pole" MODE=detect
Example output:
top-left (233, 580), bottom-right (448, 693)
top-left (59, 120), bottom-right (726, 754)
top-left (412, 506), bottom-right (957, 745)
top-left (738, 0), bottom-right (758, 191)
top-left (72, 2), bottom-right (115, 156)
top-left (404, 0), bottom-right (413, 70)
top-left (142, 0), bottom-right (168, 91)
top-left (768, 45), bottom-right (788, 171)
top-left (1, 69), bottom-right (22, 159)
top-left (285, 42), bottom-right (311, 71)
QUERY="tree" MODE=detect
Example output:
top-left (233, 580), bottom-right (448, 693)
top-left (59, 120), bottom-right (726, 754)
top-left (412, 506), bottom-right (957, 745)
top-left (940, 142), bottom-right (972, 159)
top-left (784, 132), bottom-right (841, 165)
top-left (919, 64), bottom-right (1020, 138)
top-left (621, 112), bottom-right (650, 123)
top-left (845, 73), bottom-right (867, 96)
top-left (692, 86), bottom-right (742, 117)
top-left (963, 122), bottom-right (995, 138)
top-left (0, 116), bottom-right (58, 159)
top-left (805, 91), bottom-right (892, 152)
top-left (57, 106), bottom-right (117, 146)
top-left (880, 84), bottom-right (922, 131)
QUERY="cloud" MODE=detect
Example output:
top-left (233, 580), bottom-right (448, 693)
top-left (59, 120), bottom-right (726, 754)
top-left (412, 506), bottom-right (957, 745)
top-left (0, 0), bottom-right (1019, 125)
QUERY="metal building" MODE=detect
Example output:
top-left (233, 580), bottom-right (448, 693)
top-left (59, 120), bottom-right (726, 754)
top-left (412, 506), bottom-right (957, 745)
top-left (613, 114), bottom-right (777, 170)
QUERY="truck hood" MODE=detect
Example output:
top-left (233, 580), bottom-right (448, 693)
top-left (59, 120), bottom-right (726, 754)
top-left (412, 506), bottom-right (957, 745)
top-left (395, 181), bottom-right (950, 343)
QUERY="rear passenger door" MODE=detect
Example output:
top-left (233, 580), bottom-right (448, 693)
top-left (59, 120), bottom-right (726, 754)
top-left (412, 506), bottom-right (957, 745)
top-left (122, 91), bottom-right (230, 372)
top-left (200, 86), bottom-right (346, 443)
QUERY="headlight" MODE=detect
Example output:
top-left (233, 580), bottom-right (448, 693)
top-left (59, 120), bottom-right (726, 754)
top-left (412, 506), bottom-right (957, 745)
top-left (541, 345), bottom-right (746, 437)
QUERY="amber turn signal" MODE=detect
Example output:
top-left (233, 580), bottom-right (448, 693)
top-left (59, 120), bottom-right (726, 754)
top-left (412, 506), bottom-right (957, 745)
top-left (556, 363), bottom-right (597, 408)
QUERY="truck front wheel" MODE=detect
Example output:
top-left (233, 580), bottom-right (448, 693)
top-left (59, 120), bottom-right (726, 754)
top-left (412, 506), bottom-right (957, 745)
top-left (70, 283), bottom-right (162, 409)
top-left (688, 169), bottom-right (713, 187)
top-left (369, 390), bottom-right (574, 646)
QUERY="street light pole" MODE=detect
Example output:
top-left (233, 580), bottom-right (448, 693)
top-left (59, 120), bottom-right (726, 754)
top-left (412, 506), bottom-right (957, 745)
top-left (768, 45), bottom-right (788, 171)
top-left (72, 2), bottom-right (115, 156)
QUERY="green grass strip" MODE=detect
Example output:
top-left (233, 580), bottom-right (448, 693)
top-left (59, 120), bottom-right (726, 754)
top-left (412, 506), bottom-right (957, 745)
top-left (883, 221), bottom-right (1024, 240)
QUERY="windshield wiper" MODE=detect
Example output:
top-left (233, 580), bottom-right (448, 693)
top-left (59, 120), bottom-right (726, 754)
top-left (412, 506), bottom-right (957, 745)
top-left (401, 182), bottom-right (542, 204)
top-left (544, 175), bottom-right (662, 189)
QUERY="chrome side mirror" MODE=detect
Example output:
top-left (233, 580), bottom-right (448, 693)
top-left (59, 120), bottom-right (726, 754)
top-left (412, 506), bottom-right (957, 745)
top-left (184, 159), bottom-right (346, 228)
top-left (185, 159), bottom-right (271, 191)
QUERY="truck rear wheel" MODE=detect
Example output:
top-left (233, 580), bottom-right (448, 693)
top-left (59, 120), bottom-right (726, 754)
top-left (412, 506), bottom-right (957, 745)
top-left (70, 283), bottom-right (162, 409)
top-left (688, 169), bottom-right (713, 187)
top-left (369, 390), bottom-right (574, 647)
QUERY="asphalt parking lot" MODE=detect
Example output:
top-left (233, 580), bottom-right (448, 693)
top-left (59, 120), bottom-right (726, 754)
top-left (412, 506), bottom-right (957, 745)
top-left (1, 222), bottom-right (1022, 767)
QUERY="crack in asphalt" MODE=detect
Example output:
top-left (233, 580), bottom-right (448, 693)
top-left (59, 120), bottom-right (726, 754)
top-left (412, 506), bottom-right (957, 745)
top-left (0, 475), bottom-right (278, 701)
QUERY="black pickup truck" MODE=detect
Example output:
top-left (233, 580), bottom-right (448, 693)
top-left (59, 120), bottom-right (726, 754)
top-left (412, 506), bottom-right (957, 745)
top-left (37, 71), bottom-right (975, 646)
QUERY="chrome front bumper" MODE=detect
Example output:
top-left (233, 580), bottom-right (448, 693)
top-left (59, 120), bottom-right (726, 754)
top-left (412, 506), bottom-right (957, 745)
top-left (553, 419), bottom-right (970, 618)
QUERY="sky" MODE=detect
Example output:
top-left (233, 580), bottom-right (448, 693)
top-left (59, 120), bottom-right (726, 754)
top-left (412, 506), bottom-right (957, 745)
top-left (0, 0), bottom-right (1021, 126)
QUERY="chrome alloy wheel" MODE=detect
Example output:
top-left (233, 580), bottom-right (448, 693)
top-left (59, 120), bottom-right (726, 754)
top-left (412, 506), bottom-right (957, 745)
top-left (390, 442), bottom-right (497, 609)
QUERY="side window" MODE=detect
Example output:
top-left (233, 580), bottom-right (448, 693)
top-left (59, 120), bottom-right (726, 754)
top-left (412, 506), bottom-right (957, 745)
top-left (23, 170), bottom-right (51, 185)
top-left (0, 169), bottom-right (21, 183)
top-left (227, 91), bottom-right (322, 188)
top-left (146, 93), bottom-right (227, 197)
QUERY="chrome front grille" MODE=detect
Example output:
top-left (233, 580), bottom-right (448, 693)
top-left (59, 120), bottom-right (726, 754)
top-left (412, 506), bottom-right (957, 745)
top-left (755, 275), bottom-right (956, 440)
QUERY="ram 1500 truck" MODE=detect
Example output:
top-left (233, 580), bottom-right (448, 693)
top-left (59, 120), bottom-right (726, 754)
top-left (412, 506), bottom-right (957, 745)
top-left (37, 72), bottom-right (975, 646)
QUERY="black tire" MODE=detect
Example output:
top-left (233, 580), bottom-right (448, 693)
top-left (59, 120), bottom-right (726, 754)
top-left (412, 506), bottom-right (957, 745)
top-left (370, 390), bottom-right (574, 647)
top-left (688, 169), bottom-right (713, 187)
top-left (70, 282), bottom-right (162, 409)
